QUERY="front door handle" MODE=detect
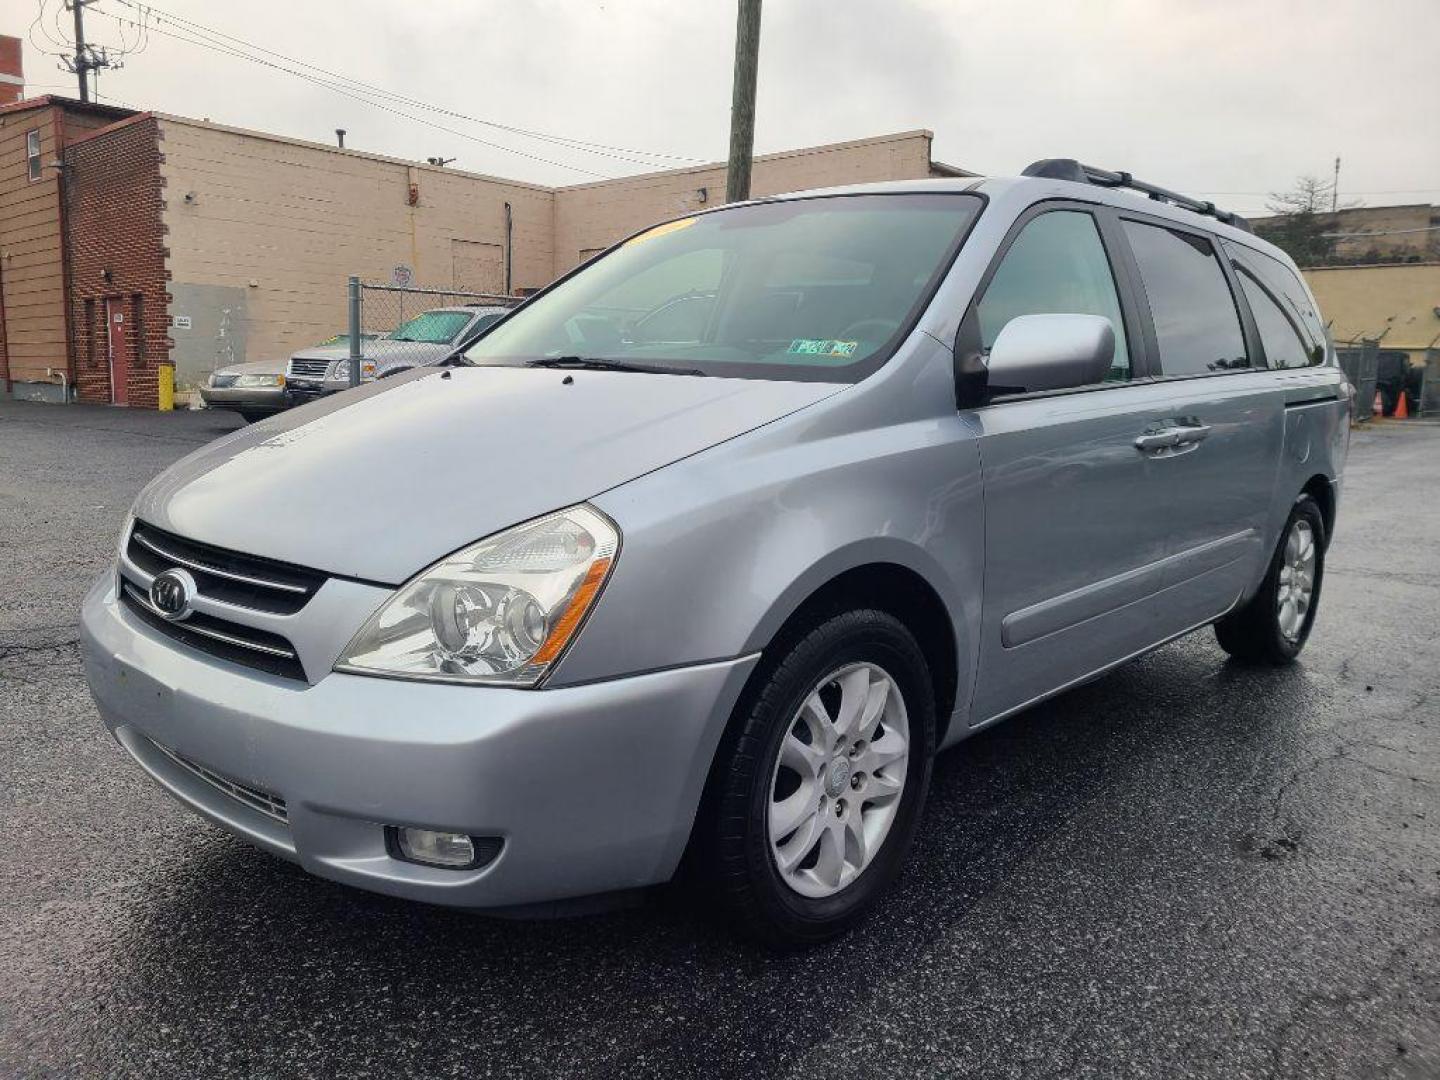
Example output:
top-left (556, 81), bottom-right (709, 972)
top-left (1135, 421), bottom-right (1210, 456)
top-left (1135, 431), bottom-right (1182, 452)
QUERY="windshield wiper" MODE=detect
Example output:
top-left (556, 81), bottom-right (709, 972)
top-left (525, 356), bottom-right (706, 377)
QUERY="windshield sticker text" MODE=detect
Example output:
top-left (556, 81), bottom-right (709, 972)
top-left (787, 339), bottom-right (859, 358)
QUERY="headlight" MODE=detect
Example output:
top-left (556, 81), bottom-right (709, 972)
top-left (332, 360), bottom-right (377, 381)
top-left (234, 373), bottom-right (284, 388)
top-left (334, 505), bottom-right (619, 686)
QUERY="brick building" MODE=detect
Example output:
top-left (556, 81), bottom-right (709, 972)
top-left (64, 114), bottom-right (169, 408)
top-left (0, 82), bottom-right (969, 407)
top-left (0, 93), bottom-right (132, 402)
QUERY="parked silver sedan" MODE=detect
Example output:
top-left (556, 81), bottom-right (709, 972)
top-left (198, 360), bottom-right (286, 423)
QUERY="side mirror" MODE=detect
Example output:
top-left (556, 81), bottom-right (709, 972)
top-left (986, 313), bottom-right (1116, 395)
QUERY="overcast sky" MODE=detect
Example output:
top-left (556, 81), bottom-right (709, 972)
top-left (19, 0), bottom-right (1439, 215)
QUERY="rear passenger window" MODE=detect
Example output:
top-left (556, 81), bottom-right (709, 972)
top-left (1237, 272), bottom-right (1311, 369)
top-left (1226, 243), bottom-right (1325, 366)
top-left (977, 211), bottom-right (1130, 380)
top-left (1122, 221), bottom-right (1248, 376)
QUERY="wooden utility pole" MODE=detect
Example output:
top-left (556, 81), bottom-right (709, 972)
top-left (70, 0), bottom-right (90, 101)
top-left (725, 0), bottom-right (762, 203)
top-left (64, 1), bottom-right (112, 102)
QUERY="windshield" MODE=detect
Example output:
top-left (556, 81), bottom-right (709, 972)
top-left (462, 193), bottom-right (981, 381)
top-left (389, 311), bottom-right (473, 344)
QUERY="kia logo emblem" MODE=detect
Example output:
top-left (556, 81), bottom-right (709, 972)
top-left (149, 568), bottom-right (197, 621)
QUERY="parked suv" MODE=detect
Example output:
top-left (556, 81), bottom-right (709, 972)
top-left (82, 163), bottom-right (1348, 945)
top-left (285, 305), bottom-right (513, 403)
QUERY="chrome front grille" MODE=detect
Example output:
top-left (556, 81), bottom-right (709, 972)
top-left (153, 741), bottom-right (289, 824)
top-left (119, 522), bottom-right (325, 681)
top-left (287, 357), bottom-right (332, 380)
top-left (127, 523), bottom-right (321, 614)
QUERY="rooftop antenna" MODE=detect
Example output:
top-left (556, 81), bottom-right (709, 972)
top-left (335, 129), bottom-right (346, 149)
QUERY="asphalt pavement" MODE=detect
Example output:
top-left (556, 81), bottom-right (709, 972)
top-left (1, 400), bottom-right (1436, 1079)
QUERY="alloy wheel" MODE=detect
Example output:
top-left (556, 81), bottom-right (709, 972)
top-left (766, 662), bottom-right (910, 898)
top-left (1277, 518), bottom-right (1317, 642)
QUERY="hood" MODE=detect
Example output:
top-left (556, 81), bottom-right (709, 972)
top-left (291, 339), bottom-right (447, 365)
top-left (215, 359), bottom-right (285, 378)
top-left (134, 367), bottom-right (843, 583)
top-left (289, 344), bottom-right (352, 363)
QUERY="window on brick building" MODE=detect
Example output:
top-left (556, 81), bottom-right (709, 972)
top-left (26, 130), bottom-right (42, 181)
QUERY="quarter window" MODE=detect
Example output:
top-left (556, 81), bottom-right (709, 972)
top-left (1238, 272), bottom-right (1311, 369)
top-left (1226, 243), bottom-right (1325, 365)
top-left (27, 130), bottom-right (42, 181)
top-left (1123, 221), bottom-right (1248, 376)
top-left (977, 210), bottom-right (1130, 381)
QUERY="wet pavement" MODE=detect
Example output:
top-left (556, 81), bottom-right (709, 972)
top-left (2, 400), bottom-right (1436, 1079)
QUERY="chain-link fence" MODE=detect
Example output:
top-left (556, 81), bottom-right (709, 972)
top-left (337, 280), bottom-right (521, 387)
top-left (1335, 339), bottom-right (1378, 422)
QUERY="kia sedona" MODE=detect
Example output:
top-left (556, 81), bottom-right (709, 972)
top-left (82, 161), bottom-right (1348, 945)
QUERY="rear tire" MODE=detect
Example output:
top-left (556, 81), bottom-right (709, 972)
top-left (703, 609), bottom-right (935, 947)
top-left (1215, 494), bottom-right (1326, 664)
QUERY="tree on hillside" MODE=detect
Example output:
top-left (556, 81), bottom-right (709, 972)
top-left (1256, 175), bottom-right (1360, 267)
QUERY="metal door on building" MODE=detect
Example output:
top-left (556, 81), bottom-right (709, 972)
top-left (451, 239), bottom-right (504, 294)
top-left (106, 299), bottom-right (129, 405)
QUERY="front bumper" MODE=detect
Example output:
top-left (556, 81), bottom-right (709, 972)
top-left (81, 572), bottom-right (757, 909)
top-left (199, 385), bottom-right (287, 412)
top-left (284, 381), bottom-right (328, 405)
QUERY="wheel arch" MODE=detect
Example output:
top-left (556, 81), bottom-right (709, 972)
top-left (1300, 473), bottom-right (1336, 546)
top-left (740, 541), bottom-right (966, 740)
top-left (677, 554), bottom-right (964, 883)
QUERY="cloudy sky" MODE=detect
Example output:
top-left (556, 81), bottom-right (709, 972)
top-left (19, 0), bottom-right (1439, 214)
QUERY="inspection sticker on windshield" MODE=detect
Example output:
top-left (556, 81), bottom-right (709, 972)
top-left (787, 339), bottom-right (858, 358)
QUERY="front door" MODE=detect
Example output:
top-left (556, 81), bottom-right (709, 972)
top-left (962, 205), bottom-right (1180, 725)
top-left (106, 299), bottom-right (129, 405)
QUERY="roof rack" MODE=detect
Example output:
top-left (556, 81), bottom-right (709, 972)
top-left (1021, 158), bottom-right (1254, 234)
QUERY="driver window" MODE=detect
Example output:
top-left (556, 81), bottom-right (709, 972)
top-left (977, 211), bottom-right (1130, 381)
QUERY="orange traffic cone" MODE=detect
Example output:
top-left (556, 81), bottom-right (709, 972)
top-left (1395, 392), bottom-right (1409, 419)
top-left (1374, 389), bottom-right (1385, 417)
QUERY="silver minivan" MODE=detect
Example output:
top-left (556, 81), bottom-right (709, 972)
top-left (81, 162), bottom-right (1348, 945)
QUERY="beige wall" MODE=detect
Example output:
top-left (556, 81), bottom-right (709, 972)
top-left (158, 115), bottom-right (554, 376)
top-left (153, 121), bottom-right (951, 383)
top-left (553, 131), bottom-right (941, 275)
top-left (1305, 263), bottom-right (1440, 361)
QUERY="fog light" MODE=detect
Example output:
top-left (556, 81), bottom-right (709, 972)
top-left (394, 827), bottom-right (476, 868)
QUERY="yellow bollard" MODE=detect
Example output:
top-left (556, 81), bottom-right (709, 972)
top-left (157, 363), bottom-right (175, 412)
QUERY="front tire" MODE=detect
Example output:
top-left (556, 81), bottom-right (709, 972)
top-left (1215, 495), bottom-right (1326, 664)
top-left (705, 609), bottom-right (935, 946)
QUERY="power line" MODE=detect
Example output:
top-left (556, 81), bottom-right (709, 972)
top-left (101, 0), bottom-right (703, 169)
top-left (90, 8), bottom-right (619, 178)
top-left (1198, 188), bottom-right (1440, 197)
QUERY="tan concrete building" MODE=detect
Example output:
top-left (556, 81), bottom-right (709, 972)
top-left (1304, 263), bottom-right (1440, 365)
top-left (0, 92), bottom-right (970, 406)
